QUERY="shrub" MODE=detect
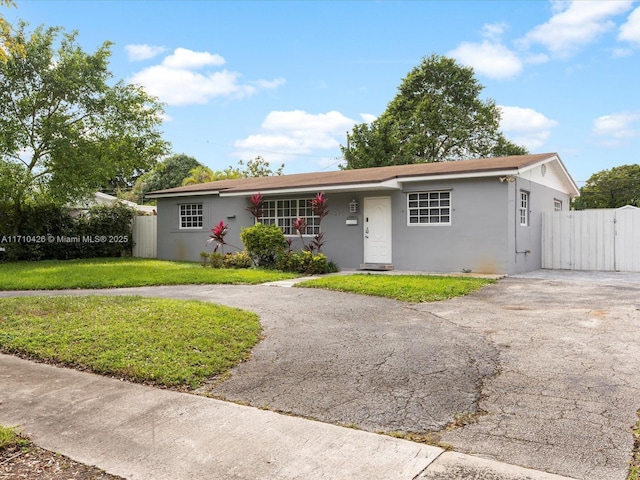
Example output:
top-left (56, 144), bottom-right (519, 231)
top-left (0, 201), bottom-right (135, 261)
top-left (223, 251), bottom-right (252, 269)
top-left (278, 250), bottom-right (338, 274)
top-left (209, 252), bottom-right (225, 268)
top-left (240, 223), bottom-right (286, 269)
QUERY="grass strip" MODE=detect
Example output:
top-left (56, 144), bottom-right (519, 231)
top-left (0, 258), bottom-right (298, 290)
top-left (297, 274), bottom-right (495, 302)
top-left (0, 295), bottom-right (261, 389)
top-left (0, 425), bottom-right (28, 450)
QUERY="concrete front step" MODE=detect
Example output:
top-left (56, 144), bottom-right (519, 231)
top-left (359, 263), bottom-right (394, 271)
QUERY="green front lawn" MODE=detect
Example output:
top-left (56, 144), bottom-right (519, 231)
top-left (0, 258), bottom-right (299, 290)
top-left (0, 295), bottom-right (261, 389)
top-left (297, 274), bottom-right (495, 302)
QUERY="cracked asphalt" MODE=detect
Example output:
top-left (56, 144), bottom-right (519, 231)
top-left (2, 270), bottom-right (639, 480)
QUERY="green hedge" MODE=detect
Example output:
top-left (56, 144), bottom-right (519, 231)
top-left (0, 202), bottom-right (136, 262)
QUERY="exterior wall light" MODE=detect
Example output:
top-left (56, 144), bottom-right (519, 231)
top-left (349, 199), bottom-right (359, 213)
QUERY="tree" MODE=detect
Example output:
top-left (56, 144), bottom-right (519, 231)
top-left (132, 153), bottom-right (201, 200)
top-left (208, 156), bottom-right (284, 180)
top-left (0, 1), bottom-right (23, 63)
top-left (182, 165), bottom-right (215, 185)
top-left (210, 165), bottom-right (244, 181)
top-left (237, 156), bottom-right (284, 177)
top-left (341, 54), bottom-right (527, 169)
top-left (217, 156), bottom-right (284, 179)
top-left (0, 23), bottom-right (168, 224)
top-left (573, 164), bottom-right (640, 210)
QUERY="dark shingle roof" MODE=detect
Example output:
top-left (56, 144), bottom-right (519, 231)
top-left (147, 153), bottom-right (563, 197)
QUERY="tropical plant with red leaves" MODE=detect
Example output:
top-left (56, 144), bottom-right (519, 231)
top-left (292, 217), bottom-right (308, 251)
top-left (246, 192), bottom-right (264, 220)
top-left (310, 192), bottom-right (329, 220)
top-left (309, 231), bottom-right (326, 253)
top-left (207, 220), bottom-right (241, 253)
top-left (308, 192), bottom-right (329, 253)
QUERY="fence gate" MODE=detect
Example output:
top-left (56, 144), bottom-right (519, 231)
top-left (132, 215), bottom-right (157, 258)
top-left (542, 206), bottom-right (640, 272)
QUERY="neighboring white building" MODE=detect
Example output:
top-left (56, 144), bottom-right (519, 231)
top-left (73, 192), bottom-right (156, 216)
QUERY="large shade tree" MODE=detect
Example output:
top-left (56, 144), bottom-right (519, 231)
top-left (0, 1), bottom-right (23, 63)
top-left (573, 164), bottom-right (640, 209)
top-left (341, 54), bottom-right (527, 169)
top-left (131, 153), bottom-right (202, 201)
top-left (0, 22), bottom-right (168, 220)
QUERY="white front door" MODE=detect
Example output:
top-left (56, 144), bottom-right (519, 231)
top-left (363, 196), bottom-right (392, 264)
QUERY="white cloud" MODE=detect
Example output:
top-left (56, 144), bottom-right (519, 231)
top-left (524, 52), bottom-right (550, 65)
top-left (612, 47), bottom-right (634, 58)
top-left (449, 21), bottom-right (524, 79)
top-left (360, 113), bottom-right (377, 124)
top-left (234, 110), bottom-right (356, 162)
top-left (161, 48), bottom-right (225, 69)
top-left (130, 67), bottom-right (255, 105)
top-left (520, 0), bottom-right (633, 57)
top-left (482, 22), bottom-right (509, 40)
top-left (128, 48), bottom-right (284, 106)
top-left (592, 112), bottom-right (640, 145)
top-left (125, 44), bottom-right (167, 61)
top-left (499, 105), bottom-right (558, 150)
top-left (619, 7), bottom-right (640, 45)
top-left (252, 78), bottom-right (287, 89)
top-left (449, 41), bottom-right (522, 79)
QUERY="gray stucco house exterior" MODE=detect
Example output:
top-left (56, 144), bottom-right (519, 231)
top-left (147, 153), bottom-right (580, 274)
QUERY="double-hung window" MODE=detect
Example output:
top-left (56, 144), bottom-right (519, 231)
top-left (179, 203), bottom-right (203, 229)
top-left (519, 192), bottom-right (529, 226)
top-left (407, 191), bottom-right (451, 225)
top-left (260, 198), bottom-right (319, 235)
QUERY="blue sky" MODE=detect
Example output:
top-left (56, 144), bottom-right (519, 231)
top-left (5, 0), bottom-right (640, 185)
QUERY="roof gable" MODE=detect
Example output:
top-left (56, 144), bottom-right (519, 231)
top-left (147, 153), bottom-right (579, 198)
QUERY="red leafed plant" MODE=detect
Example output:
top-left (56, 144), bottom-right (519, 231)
top-left (246, 192), bottom-right (264, 220)
top-left (310, 192), bottom-right (329, 220)
top-left (292, 217), bottom-right (308, 251)
top-left (207, 220), bottom-right (240, 253)
top-left (309, 192), bottom-right (329, 253)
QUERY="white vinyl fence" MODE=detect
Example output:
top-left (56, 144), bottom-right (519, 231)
top-left (542, 206), bottom-right (640, 272)
top-left (132, 215), bottom-right (157, 258)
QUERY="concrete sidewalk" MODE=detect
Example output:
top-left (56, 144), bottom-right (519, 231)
top-left (0, 354), bottom-right (574, 480)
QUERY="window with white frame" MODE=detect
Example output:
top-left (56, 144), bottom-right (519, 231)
top-left (554, 199), bottom-right (562, 211)
top-left (407, 191), bottom-right (451, 225)
top-left (179, 203), bottom-right (203, 229)
top-left (260, 198), bottom-right (319, 235)
top-left (519, 191), bottom-right (529, 226)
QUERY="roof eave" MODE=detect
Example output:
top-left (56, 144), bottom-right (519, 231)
top-left (146, 190), bottom-right (222, 199)
top-left (219, 179), bottom-right (401, 197)
top-left (517, 154), bottom-right (581, 197)
top-left (396, 168), bottom-right (521, 184)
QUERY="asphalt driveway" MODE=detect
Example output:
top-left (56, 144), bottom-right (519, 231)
top-left (1, 270), bottom-right (639, 480)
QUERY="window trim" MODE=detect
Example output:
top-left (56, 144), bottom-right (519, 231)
top-left (259, 198), bottom-right (320, 236)
top-left (519, 191), bottom-right (529, 226)
top-left (406, 190), bottom-right (452, 226)
top-left (554, 199), bottom-right (562, 212)
top-left (178, 203), bottom-right (204, 230)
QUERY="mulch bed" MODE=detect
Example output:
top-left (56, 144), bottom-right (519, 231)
top-left (1, 442), bottom-right (125, 480)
